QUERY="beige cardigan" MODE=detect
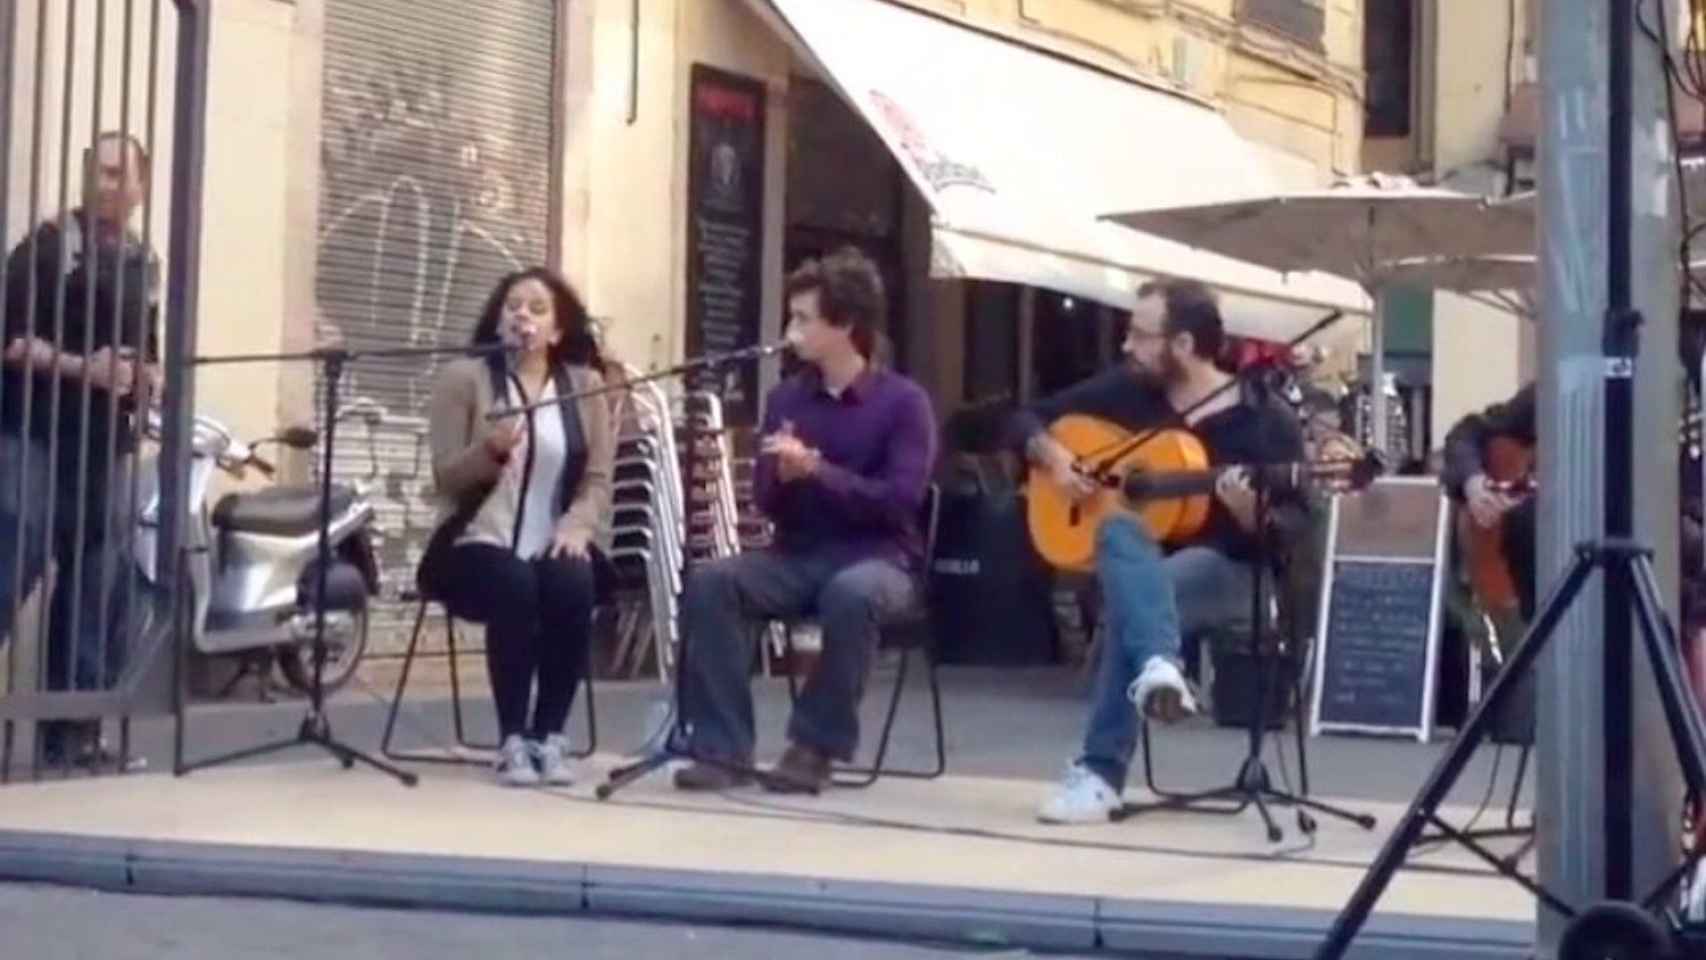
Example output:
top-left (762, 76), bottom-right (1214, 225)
top-left (427, 357), bottom-right (615, 552)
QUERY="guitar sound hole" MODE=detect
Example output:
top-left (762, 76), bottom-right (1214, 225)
top-left (1069, 504), bottom-right (1080, 526)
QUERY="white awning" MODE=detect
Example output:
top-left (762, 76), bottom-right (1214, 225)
top-left (748, 0), bottom-right (1371, 342)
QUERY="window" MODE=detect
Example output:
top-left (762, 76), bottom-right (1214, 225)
top-left (1364, 0), bottom-right (1414, 137)
top-left (1239, 0), bottom-right (1327, 50)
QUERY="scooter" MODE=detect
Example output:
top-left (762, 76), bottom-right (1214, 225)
top-left (134, 409), bottom-right (381, 698)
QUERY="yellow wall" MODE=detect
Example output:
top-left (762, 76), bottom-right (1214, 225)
top-left (1427, 0), bottom-right (1535, 442)
top-left (886, 0), bottom-right (1366, 183)
top-left (3, 0), bottom-right (306, 456)
top-left (559, 0), bottom-right (792, 392)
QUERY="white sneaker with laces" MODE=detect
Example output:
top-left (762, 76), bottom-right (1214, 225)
top-left (496, 734), bottom-right (540, 787)
top-left (533, 734), bottom-right (576, 786)
top-left (1036, 762), bottom-right (1121, 824)
top-left (1128, 656), bottom-right (1198, 723)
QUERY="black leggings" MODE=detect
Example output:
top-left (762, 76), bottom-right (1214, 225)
top-left (435, 543), bottom-right (596, 740)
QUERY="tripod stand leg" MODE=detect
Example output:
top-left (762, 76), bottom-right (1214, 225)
top-left (304, 728), bottom-right (419, 786)
top-left (596, 749), bottom-right (672, 800)
top-left (1313, 548), bottom-right (1599, 960)
top-left (1628, 556), bottom-right (1706, 794)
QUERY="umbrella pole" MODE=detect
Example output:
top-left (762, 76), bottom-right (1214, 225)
top-left (1369, 286), bottom-right (1389, 460)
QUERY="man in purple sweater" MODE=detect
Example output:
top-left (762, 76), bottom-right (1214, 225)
top-left (674, 247), bottom-right (938, 794)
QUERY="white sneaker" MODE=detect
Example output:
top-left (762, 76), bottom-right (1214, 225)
top-left (1037, 762), bottom-right (1122, 824)
top-left (532, 734), bottom-right (576, 786)
top-left (1128, 656), bottom-right (1198, 723)
top-left (496, 734), bottom-right (540, 787)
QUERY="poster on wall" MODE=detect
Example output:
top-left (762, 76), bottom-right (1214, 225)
top-left (686, 64), bottom-right (767, 426)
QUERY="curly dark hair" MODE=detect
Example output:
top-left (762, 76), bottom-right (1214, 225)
top-left (471, 267), bottom-right (604, 373)
top-left (784, 246), bottom-right (886, 360)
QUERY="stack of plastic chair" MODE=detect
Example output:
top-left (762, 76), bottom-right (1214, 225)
top-left (604, 366), bottom-right (687, 682)
top-left (675, 391), bottom-right (785, 671)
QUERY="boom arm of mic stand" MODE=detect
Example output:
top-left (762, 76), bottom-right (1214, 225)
top-left (1088, 309), bottom-right (1348, 478)
top-left (485, 341), bottom-right (788, 419)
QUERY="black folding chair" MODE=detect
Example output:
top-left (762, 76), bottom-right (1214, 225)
top-left (380, 584), bottom-right (600, 766)
top-left (782, 483), bottom-right (947, 787)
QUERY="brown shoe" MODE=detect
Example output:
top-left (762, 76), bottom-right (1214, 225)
top-left (763, 742), bottom-right (832, 794)
top-left (672, 760), bottom-right (753, 791)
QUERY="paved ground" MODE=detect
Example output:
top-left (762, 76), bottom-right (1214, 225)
top-left (4, 664), bottom-right (1534, 820)
top-left (0, 665), bottom-right (1536, 959)
top-left (0, 882), bottom-right (1078, 959)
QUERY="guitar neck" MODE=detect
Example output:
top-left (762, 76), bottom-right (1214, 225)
top-left (1124, 463), bottom-right (1300, 501)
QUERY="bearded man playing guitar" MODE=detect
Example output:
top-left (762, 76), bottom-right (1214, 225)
top-left (1014, 279), bottom-right (1310, 824)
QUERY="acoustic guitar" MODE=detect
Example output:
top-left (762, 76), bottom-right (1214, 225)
top-left (1024, 414), bottom-right (1383, 574)
top-left (1454, 436), bottom-right (1535, 617)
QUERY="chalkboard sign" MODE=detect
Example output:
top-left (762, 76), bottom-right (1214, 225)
top-left (685, 64), bottom-right (767, 426)
top-left (1309, 477), bottom-right (1449, 742)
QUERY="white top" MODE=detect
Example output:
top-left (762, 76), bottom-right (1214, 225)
top-left (461, 375), bottom-right (567, 558)
top-left (514, 378), bottom-right (567, 558)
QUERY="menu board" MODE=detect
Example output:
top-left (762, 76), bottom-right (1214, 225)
top-left (685, 64), bottom-right (767, 426)
top-left (1309, 477), bottom-right (1449, 742)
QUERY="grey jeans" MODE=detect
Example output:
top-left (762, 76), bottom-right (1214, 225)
top-left (678, 547), bottom-right (917, 762)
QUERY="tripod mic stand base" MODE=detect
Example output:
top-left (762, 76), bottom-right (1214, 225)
top-left (176, 711), bottom-right (419, 787)
top-left (594, 735), bottom-right (813, 800)
top-left (1115, 755), bottom-right (1377, 842)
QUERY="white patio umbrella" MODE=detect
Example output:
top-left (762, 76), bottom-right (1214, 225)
top-left (1103, 173), bottom-right (1536, 455)
top-left (1381, 255), bottom-right (1539, 318)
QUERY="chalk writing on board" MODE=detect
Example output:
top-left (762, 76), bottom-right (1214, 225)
top-left (1317, 560), bottom-right (1435, 730)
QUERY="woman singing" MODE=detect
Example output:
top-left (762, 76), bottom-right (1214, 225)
top-left (422, 268), bottom-right (613, 786)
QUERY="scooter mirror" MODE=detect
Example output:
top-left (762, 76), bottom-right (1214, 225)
top-left (278, 426), bottom-right (319, 449)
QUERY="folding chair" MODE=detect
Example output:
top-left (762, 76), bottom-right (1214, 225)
top-left (380, 587), bottom-right (598, 766)
top-left (782, 483), bottom-right (947, 787)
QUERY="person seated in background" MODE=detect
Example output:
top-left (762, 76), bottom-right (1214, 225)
top-left (1011, 279), bottom-right (1308, 824)
top-left (1440, 382), bottom-right (1538, 643)
top-left (422, 268), bottom-right (613, 787)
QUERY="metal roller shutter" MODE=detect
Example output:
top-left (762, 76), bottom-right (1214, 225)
top-left (316, 0), bottom-right (557, 653)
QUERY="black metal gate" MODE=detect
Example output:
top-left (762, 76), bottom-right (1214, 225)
top-left (0, 0), bottom-right (209, 780)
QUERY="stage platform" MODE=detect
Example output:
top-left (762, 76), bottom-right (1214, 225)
top-left (0, 668), bottom-right (1537, 958)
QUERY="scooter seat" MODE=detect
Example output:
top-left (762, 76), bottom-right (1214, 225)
top-left (213, 484), bottom-right (358, 537)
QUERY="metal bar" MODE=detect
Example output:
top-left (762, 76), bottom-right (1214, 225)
top-left (1419, 813), bottom-right (1574, 919)
top-left (1602, 0), bottom-right (1636, 902)
top-left (8, 0), bottom-right (48, 722)
top-left (154, 0), bottom-right (211, 718)
top-left (96, 0), bottom-right (140, 695)
top-left (66, 0), bottom-right (110, 712)
top-left (37, 0), bottom-right (81, 715)
top-left (124, 0), bottom-right (161, 707)
top-left (0, 0), bottom-right (20, 775)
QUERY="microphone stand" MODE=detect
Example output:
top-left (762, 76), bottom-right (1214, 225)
top-left (1114, 365), bottom-right (1378, 842)
top-left (488, 340), bottom-right (789, 419)
top-left (583, 340), bottom-right (793, 800)
top-left (174, 341), bottom-right (509, 787)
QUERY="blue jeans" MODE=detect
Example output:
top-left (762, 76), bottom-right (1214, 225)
top-left (1080, 515), bottom-right (1254, 791)
top-left (0, 432), bottom-right (138, 700)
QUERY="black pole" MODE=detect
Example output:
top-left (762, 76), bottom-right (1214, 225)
top-left (1603, 0), bottom-right (1637, 902)
top-left (310, 353), bottom-right (344, 712)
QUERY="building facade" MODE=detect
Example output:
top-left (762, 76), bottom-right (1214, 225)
top-left (7, 0), bottom-right (1377, 663)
